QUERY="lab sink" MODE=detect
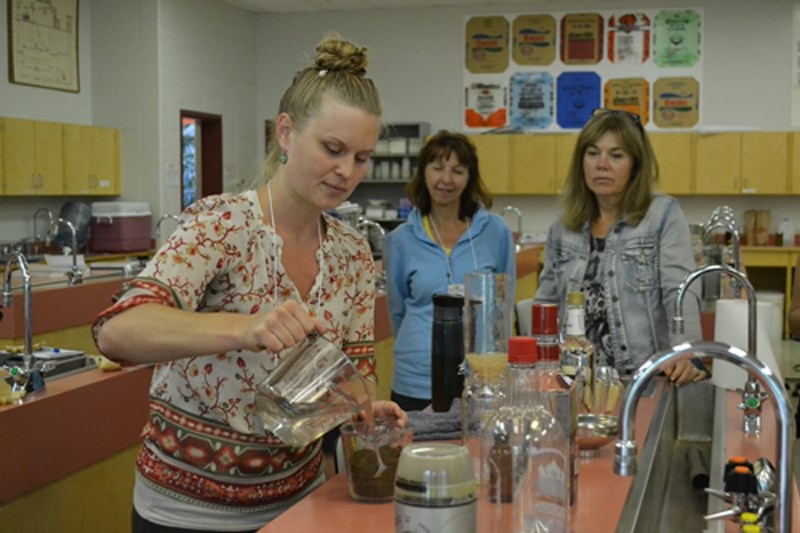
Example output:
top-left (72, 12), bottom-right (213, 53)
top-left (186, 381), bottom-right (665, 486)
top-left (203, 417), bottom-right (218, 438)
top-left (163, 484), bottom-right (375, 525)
top-left (1, 353), bottom-right (98, 382)
top-left (616, 380), bottom-right (715, 532)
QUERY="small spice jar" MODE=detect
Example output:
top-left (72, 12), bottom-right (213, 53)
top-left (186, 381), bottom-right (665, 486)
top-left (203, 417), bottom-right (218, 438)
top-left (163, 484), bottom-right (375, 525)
top-left (340, 417), bottom-right (413, 503)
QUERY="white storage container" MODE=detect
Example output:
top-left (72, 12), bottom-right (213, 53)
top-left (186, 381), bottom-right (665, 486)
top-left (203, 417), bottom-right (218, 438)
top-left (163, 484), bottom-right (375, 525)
top-left (90, 201), bottom-right (152, 253)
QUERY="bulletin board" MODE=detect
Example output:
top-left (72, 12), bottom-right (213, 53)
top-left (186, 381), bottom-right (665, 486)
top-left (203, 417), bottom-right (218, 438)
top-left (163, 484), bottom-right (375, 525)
top-left (464, 8), bottom-right (702, 132)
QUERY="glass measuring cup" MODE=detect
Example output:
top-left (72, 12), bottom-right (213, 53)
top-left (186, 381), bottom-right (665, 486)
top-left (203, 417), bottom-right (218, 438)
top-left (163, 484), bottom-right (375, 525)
top-left (255, 333), bottom-right (371, 448)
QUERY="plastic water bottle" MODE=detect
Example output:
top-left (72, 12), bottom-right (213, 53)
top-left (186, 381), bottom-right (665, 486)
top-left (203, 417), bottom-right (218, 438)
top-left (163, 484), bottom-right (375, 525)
top-left (777, 218), bottom-right (795, 247)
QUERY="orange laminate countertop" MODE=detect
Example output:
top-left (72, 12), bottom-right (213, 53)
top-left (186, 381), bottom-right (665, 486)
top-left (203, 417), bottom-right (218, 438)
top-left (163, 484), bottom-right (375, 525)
top-left (0, 364), bottom-right (152, 503)
top-left (258, 386), bottom-right (658, 533)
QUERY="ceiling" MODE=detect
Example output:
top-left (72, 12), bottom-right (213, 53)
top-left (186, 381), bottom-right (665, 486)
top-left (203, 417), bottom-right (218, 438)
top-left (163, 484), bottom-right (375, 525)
top-left (220, 0), bottom-right (553, 14)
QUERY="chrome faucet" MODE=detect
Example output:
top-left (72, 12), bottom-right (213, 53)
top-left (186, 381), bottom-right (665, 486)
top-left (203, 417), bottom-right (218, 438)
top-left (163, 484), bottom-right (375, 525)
top-left (703, 206), bottom-right (741, 297)
top-left (49, 218), bottom-right (84, 286)
top-left (613, 340), bottom-right (794, 532)
top-left (33, 207), bottom-right (54, 245)
top-left (502, 206), bottom-right (523, 252)
top-left (357, 217), bottom-right (387, 290)
top-left (156, 213), bottom-right (180, 245)
top-left (673, 264), bottom-right (765, 435)
top-left (1, 252), bottom-right (47, 393)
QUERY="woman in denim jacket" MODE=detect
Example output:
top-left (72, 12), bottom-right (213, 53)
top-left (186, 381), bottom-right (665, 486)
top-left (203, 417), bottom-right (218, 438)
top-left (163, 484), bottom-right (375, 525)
top-left (534, 109), bottom-right (706, 386)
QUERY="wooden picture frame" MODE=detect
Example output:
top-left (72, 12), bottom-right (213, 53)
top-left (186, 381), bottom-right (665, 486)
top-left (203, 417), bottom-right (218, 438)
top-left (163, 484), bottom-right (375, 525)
top-left (8, 0), bottom-right (80, 92)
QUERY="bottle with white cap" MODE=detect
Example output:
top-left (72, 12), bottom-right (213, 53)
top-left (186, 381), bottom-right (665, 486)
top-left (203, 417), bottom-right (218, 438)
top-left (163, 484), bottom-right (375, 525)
top-left (777, 217), bottom-right (794, 248)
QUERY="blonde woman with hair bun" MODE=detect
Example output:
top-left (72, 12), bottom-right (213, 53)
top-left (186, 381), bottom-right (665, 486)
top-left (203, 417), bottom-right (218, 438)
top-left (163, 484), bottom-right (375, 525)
top-left (94, 34), bottom-right (405, 532)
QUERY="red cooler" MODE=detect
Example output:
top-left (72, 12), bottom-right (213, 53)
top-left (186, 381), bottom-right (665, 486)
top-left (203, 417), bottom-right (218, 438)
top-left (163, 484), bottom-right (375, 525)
top-left (90, 201), bottom-right (152, 253)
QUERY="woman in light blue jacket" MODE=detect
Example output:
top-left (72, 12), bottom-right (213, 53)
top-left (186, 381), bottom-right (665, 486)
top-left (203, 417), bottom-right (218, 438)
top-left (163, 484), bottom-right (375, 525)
top-left (534, 109), bottom-right (706, 385)
top-left (384, 131), bottom-right (516, 410)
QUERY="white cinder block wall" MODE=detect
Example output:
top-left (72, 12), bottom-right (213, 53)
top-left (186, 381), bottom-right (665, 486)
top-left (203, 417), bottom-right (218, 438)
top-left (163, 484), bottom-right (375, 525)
top-left (0, 0), bottom-right (797, 242)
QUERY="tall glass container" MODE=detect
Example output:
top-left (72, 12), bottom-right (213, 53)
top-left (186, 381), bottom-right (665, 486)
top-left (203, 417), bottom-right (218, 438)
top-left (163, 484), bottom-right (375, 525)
top-left (461, 272), bottom-right (513, 481)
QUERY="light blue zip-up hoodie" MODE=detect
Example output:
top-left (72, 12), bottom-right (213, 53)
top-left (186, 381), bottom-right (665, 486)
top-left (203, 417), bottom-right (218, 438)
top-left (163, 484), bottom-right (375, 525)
top-left (534, 194), bottom-right (703, 374)
top-left (383, 207), bottom-right (516, 400)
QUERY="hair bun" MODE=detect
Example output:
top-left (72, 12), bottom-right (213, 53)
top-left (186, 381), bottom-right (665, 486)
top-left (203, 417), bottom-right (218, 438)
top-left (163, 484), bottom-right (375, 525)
top-left (314, 35), bottom-right (368, 77)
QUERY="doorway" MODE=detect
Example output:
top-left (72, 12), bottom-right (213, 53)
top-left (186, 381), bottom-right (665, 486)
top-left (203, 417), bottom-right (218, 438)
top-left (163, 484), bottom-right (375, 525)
top-left (180, 111), bottom-right (222, 210)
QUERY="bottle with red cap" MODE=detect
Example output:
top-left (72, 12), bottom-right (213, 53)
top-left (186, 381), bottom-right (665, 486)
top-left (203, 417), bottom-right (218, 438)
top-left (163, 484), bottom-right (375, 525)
top-left (531, 303), bottom-right (579, 512)
top-left (479, 336), bottom-right (568, 533)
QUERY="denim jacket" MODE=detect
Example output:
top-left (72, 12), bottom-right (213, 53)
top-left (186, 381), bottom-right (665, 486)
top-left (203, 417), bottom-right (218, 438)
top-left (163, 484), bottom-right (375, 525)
top-left (534, 194), bottom-right (702, 373)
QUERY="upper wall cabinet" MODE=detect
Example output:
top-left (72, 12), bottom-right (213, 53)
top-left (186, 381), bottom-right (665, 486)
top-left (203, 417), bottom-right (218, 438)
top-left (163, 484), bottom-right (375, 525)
top-left (63, 124), bottom-right (121, 195)
top-left (554, 133), bottom-right (578, 194)
top-left (469, 135), bottom-right (512, 195)
top-left (1, 118), bottom-right (64, 195)
top-left (650, 132), bottom-right (694, 195)
top-left (695, 131), bottom-right (789, 195)
top-left (509, 135), bottom-right (556, 194)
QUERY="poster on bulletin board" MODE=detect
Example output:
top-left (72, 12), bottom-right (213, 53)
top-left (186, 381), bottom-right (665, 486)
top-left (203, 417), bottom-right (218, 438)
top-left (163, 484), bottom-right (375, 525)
top-left (465, 81), bottom-right (508, 128)
top-left (561, 13), bottom-right (604, 65)
top-left (653, 10), bottom-right (701, 67)
top-left (604, 77), bottom-right (650, 124)
top-left (607, 13), bottom-right (651, 64)
top-left (556, 72), bottom-right (601, 129)
top-left (465, 16), bottom-right (510, 74)
top-left (653, 77), bottom-right (699, 127)
top-left (512, 14), bottom-right (556, 66)
top-left (509, 72), bottom-right (554, 129)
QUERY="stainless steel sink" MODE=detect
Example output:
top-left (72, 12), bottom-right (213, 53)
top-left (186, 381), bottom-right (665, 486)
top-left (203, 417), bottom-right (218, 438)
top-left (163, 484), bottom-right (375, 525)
top-left (1, 353), bottom-right (98, 382)
top-left (616, 380), bottom-right (715, 532)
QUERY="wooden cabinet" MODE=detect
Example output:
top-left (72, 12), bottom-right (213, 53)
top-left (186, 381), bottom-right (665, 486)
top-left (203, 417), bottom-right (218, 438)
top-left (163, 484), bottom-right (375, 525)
top-left (791, 132), bottom-right (800, 194)
top-left (695, 132), bottom-right (789, 195)
top-left (1, 118), bottom-right (64, 195)
top-left (63, 124), bottom-right (121, 195)
top-left (469, 134), bottom-right (512, 195)
top-left (509, 135), bottom-right (556, 194)
top-left (650, 132), bottom-right (693, 195)
top-left (554, 133), bottom-right (578, 194)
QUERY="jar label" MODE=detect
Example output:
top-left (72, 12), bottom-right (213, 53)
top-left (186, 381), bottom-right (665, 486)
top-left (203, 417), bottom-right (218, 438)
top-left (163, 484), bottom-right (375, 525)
top-left (395, 500), bottom-right (477, 533)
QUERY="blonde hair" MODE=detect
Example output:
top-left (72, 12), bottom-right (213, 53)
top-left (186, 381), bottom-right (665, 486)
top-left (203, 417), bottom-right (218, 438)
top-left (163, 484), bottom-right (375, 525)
top-left (262, 34), bottom-right (383, 180)
top-left (561, 110), bottom-right (658, 231)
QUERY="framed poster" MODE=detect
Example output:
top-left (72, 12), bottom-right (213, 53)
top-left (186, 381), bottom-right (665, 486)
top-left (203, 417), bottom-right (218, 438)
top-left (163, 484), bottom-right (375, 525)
top-left (8, 0), bottom-right (80, 92)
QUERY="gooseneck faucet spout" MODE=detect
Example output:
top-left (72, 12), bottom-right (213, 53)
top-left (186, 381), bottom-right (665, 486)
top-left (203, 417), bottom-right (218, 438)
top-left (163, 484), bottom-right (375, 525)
top-left (613, 340), bottom-right (794, 532)
top-left (673, 264), bottom-right (764, 434)
top-left (3, 252), bottom-right (33, 368)
top-left (49, 218), bottom-right (83, 286)
top-left (156, 213), bottom-right (180, 244)
top-left (33, 207), bottom-right (54, 244)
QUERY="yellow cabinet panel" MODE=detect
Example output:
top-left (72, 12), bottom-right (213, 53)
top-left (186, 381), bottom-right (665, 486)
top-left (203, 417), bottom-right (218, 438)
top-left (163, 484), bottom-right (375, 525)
top-left (554, 133), bottom-right (578, 194)
top-left (469, 135), bottom-right (512, 195)
top-left (791, 133), bottom-right (800, 194)
top-left (2, 118), bottom-right (63, 195)
top-left (63, 124), bottom-right (121, 195)
top-left (695, 132), bottom-right (789, 195)
top-left (650, 132), bottom-right (693, 195)
top-left (740, 132), bottom-right (789, 194)
top-left (694, 133), bottom-right (740, 194)
top-left (509, 135), bottom-right (556, 194)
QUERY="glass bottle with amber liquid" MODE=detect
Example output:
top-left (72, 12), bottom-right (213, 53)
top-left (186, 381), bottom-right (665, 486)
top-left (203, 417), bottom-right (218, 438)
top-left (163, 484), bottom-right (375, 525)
top-left (560, 291), bottom-right (595, 412)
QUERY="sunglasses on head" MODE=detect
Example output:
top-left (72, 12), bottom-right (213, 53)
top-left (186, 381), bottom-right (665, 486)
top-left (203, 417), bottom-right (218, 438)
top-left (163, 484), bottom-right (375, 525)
top-left (591, 108), bottom-right (644, 131)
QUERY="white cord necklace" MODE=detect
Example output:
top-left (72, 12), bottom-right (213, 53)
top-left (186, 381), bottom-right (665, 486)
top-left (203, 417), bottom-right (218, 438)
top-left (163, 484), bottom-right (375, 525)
top-left (267, 180), bottom-right (324, 318)
top-left (429, 213), bottom-right (478, 283)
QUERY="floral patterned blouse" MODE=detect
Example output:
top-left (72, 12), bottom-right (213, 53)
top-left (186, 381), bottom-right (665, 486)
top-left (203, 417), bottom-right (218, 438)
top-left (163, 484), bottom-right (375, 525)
top-left (92, 190), bottom-right (376, 520)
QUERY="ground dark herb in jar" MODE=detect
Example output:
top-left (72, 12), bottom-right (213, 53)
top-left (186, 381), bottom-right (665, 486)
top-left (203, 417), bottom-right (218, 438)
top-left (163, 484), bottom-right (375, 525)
top-left (348, 445), bottom-right (403, 499)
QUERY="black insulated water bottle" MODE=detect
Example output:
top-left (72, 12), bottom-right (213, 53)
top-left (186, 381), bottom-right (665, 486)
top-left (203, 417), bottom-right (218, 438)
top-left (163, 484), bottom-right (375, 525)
top-left (431, 294), bottom-right (465, 412)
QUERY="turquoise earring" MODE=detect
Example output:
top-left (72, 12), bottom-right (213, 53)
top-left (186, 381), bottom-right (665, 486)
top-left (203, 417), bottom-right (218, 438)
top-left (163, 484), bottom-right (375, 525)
top-left (279, 152), bottom-right (288, 164)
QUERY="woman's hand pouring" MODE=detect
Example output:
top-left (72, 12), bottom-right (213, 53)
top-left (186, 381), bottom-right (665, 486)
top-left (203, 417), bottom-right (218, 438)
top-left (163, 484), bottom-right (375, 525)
top-left (245, 300), bottom-right (326, 353)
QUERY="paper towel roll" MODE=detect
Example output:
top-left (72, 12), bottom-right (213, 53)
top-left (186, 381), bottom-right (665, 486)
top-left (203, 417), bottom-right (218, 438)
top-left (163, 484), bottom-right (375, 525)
top-left (756, 290), bottom-right (784, 347)
top-left (712, 299), bottom-right (783, 390)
